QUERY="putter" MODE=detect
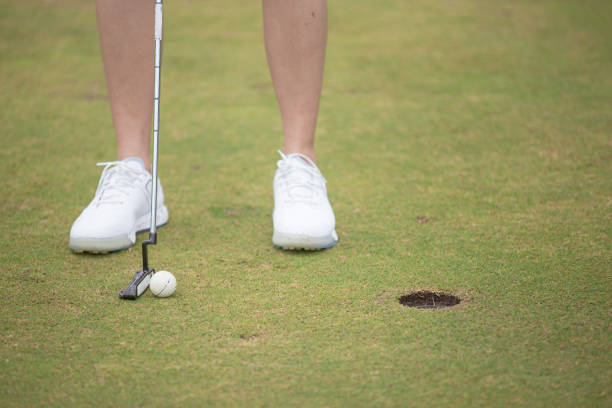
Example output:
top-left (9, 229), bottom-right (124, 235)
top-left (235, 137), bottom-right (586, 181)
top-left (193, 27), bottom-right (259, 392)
top-left (119, 0), bottom-right (164, 300)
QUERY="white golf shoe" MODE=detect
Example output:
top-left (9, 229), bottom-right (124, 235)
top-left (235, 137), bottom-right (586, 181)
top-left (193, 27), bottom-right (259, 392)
top-left (69, 158), bottom-right (169, 253)
top-left (272, 150), bottom-right (338, 250)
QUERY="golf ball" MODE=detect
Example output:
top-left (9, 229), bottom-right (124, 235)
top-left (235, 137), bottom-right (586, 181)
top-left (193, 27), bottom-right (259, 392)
top-left (150, 270), bottom-right (176, 298)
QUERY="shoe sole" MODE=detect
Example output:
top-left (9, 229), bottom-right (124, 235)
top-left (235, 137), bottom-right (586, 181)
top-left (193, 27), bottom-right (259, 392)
top-left (69, 206), bottom-right (169, 254)
top-left (272, 229), bottom-right (338, 251)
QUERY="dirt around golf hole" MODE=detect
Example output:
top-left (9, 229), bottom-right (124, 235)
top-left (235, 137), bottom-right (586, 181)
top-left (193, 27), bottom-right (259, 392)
top-left (398, 291), bottom-right (460, 309)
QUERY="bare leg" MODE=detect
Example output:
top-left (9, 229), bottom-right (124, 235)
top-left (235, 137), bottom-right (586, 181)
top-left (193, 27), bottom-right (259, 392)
top-left (96, 0), bottom-right (153, 169)
top-left (262, 0), bottom-right (327, 162)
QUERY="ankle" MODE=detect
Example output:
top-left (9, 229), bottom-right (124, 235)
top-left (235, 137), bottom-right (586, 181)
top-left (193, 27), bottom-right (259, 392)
top-left (282, 146), bottom-right (316, 163)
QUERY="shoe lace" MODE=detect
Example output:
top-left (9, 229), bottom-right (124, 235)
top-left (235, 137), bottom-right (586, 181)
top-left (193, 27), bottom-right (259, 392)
top-left (276, 150), bottom-right (326, 204)
top-left (94, 161), bottom-right (150, 207)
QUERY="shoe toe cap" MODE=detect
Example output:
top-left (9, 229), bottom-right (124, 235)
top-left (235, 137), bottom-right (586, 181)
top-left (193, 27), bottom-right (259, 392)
top-left (70, 206), bottom-right (135, 239)
top-left (273, 202), bottom-right (335, 237)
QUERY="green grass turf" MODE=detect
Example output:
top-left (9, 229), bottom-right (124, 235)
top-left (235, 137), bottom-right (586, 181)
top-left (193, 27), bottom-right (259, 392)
top-left (1, 0), bottom-right (611, 406)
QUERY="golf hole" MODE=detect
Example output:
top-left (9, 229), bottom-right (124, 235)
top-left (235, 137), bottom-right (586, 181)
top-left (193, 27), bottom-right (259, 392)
top-left (398, 291), bottom-right (460, 309)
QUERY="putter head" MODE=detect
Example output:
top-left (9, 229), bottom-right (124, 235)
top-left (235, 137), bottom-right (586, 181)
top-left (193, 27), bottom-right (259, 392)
top-left (119, 268), bottom-right (154, 300)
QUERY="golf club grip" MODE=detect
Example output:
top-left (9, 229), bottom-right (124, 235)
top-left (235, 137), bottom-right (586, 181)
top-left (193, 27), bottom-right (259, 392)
top-left (155, 1), bottom-right (162, 41)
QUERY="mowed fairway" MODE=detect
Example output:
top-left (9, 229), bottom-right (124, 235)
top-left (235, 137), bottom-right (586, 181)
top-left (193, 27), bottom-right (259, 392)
top-left (1, 0), bottom-right (611, 406)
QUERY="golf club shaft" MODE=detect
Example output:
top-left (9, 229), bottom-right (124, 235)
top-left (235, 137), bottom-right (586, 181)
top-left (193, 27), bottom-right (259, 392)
top-left (150, 0), bottom-right (162, 235)
top-left (121, 0), bottom-right (163, 297)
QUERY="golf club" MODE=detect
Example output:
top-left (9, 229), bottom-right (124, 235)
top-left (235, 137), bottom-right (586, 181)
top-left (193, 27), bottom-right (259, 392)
top-left (119, 0), bottom-right (164, 300)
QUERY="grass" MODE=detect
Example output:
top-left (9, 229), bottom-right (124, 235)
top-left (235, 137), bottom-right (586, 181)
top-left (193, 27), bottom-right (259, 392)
top-left (1, 0), bottom-right (611, 406)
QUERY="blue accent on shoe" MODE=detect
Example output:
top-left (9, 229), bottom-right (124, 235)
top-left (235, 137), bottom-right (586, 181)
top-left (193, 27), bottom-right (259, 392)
top-left (274, 238), bottom-right (338, 251)
top-left (122, 156), bottom-right (146, 170)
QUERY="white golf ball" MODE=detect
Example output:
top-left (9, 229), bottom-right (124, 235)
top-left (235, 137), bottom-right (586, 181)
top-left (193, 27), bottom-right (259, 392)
top-left (150, 270), bottom-right (176, 298)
